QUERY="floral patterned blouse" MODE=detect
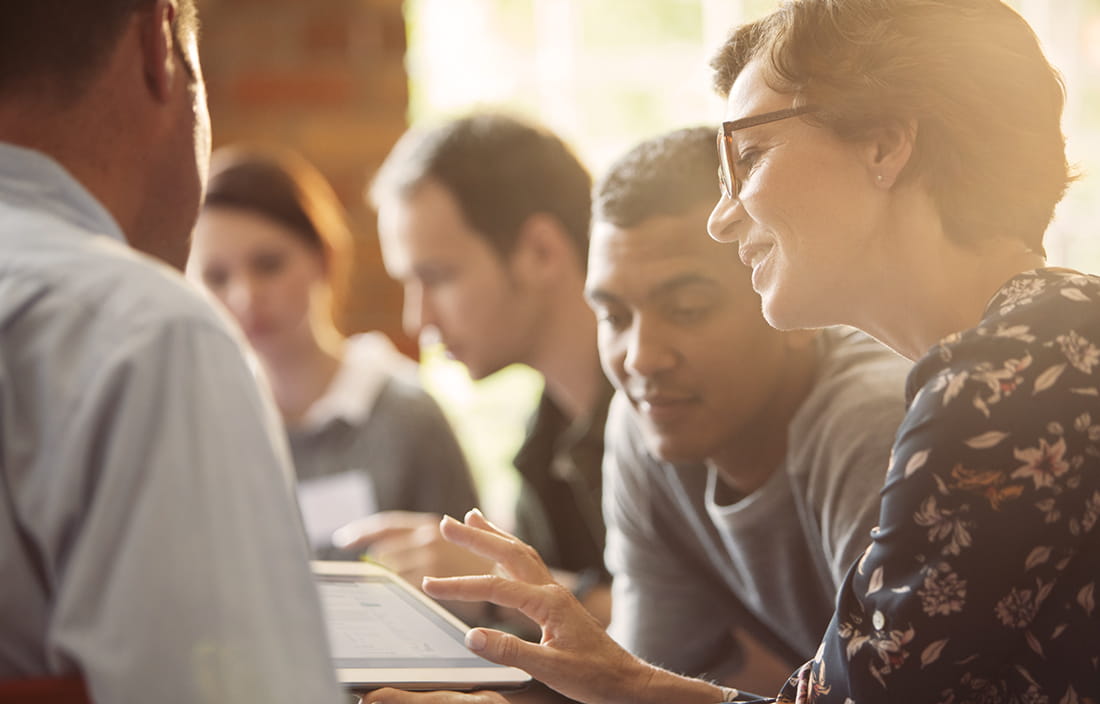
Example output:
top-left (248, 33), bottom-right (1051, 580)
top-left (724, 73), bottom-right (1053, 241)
top-left (779, 269), bottom-right (1100, 703)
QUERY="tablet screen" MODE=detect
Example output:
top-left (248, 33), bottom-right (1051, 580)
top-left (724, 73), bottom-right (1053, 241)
top-left (317, 574), bottom-right (481, 669)
top-left (311, 560), bottom-right (531, 691)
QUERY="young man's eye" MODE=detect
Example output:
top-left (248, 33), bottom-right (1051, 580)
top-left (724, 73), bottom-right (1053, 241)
top-left (670, 307), bottom-right (708, 324)
top-left (595, 309), bottom-right (628, 330)
top-left (662, 295), bottom-right (716, 324)
top-left (419, 270), bottom-right (455, 289)
top-left (410, 260), bottom-right (461, 288)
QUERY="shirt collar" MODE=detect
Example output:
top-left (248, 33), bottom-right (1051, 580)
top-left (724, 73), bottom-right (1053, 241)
top-left (0, 142), bottom-right (126, 245)
top-left (298, 332), bottom-right (418, 431)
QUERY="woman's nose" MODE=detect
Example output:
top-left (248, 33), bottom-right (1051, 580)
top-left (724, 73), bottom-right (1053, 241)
top-left (707, 194), bottom-right (740, 244)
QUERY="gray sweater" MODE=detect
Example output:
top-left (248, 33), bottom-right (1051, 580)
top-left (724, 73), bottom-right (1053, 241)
top-left (288, 333), bottom-right (478, 557)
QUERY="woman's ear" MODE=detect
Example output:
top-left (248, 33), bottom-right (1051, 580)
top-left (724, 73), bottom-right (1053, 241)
top-left (865, 119), bottom-right (917, 189)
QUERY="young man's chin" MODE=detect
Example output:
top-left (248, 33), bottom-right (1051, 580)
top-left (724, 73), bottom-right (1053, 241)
top-left (644, 435), bottom-right (707, 466)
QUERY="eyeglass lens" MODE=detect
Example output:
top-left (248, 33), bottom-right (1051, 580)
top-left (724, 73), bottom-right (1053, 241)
top-left (715, 105), bottom-right (817, 201)
top-left (717, 132), bottom-right (738, 200)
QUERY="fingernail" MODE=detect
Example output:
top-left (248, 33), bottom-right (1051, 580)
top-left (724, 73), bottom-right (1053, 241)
top-left (466, 628), bottom-right (487, 651)
top-left (332, 532), bottom-right (355, 550)
top-left (466, 507), bottom-right (484, 521)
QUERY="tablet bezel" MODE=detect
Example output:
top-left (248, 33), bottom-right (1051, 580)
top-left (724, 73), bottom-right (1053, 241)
top-left (311, 560), bottom-right (532, 692)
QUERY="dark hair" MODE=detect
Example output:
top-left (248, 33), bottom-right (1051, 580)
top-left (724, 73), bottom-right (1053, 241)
top-left (0, 0), bottom-right (199, 103)
top-left (203, 146), bottom-right (353, 326)
top-left (709, 0), bottom-right (1072, 254)
top-left (594, 126), bottom-right (719, 230)
top-left (368, 112), bottom-right (593, 262)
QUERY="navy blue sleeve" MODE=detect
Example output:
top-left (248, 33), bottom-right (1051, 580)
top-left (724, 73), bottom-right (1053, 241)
top-left (779, 270), bottom-right (1100, 703)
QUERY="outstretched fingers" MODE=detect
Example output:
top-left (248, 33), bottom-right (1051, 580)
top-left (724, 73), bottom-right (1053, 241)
top-left (422, 573), bottom-right (568, 626)
top-left (461, 627), bottom-right (566, 684)
top-left (438, 511), bottom-right (553, 584)
top-left (462, 508), bottom-right (509, 535)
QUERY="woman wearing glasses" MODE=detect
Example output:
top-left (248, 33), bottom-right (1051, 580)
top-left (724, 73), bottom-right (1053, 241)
top-left (365, 1), bottom-right (1098, 703)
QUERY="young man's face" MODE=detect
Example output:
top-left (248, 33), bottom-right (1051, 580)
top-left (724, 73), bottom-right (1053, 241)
top-left (586, 202), bottom-right (800, 464)
top-left (377, 179), bottom-right (541, 379)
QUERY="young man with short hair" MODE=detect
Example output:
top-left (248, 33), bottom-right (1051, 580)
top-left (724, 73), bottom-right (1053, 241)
top-left (588, 126), bottom-right (910, 693)
top-left (342, 113), bottom-right (613, 623)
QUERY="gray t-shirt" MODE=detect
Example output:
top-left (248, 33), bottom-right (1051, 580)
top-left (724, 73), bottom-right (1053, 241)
top-left (604, 326), bottom-right (911, 680)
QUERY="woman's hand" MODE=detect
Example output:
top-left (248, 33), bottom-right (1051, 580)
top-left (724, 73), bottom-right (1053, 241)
top-left (420, 510), bottom-right (725, 704)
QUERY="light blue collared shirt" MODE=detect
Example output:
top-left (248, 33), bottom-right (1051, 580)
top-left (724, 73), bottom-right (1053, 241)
top-left (0, 143), bottom-right (342, 703)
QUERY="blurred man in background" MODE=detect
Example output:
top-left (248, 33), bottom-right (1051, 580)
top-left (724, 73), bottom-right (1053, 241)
top-left (340, 113), bottom-right (612, 625)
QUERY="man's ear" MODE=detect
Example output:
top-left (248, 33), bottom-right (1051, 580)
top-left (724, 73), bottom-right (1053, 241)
top-left (139, 0), bottom-right (179, 103)
top-left (509, 213), bottom-right (580, 284)
top-left (864, 119), bottom-right (917, 189)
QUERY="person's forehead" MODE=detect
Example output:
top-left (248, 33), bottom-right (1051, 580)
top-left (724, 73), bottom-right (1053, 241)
top-left (379, 196), bottom-right (509, 292)
top-left (723, 58), bottom-right (791, 121)
top-left (380, 183), bottom-right (483, 254)
top-left (588, 210), bottom-right (737, 287)
top-left (194, 207), bottom-right (297, 249)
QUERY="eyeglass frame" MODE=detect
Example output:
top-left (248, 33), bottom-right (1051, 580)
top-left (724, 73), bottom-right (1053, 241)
top-left (716, 105), bottom-right (819, 201)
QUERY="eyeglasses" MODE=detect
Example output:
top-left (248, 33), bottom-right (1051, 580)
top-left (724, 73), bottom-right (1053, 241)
top-left (716, 105), bottom-right (818, 200)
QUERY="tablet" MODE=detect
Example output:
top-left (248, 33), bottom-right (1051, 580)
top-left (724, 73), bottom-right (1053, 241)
top-left (311, 560), bottom-right (532, 692)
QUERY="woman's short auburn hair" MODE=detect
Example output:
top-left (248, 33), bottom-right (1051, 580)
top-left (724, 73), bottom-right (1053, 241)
top-left (710, 0), bottom-right (1073, 254)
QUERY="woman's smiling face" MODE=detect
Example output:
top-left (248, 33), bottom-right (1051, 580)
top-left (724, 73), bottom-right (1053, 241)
top-left (707, 58), bottom-right (885, 332)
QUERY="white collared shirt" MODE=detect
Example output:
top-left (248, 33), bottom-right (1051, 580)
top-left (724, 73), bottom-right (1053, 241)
top-left (299, 331), bottom-right (418, 432)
